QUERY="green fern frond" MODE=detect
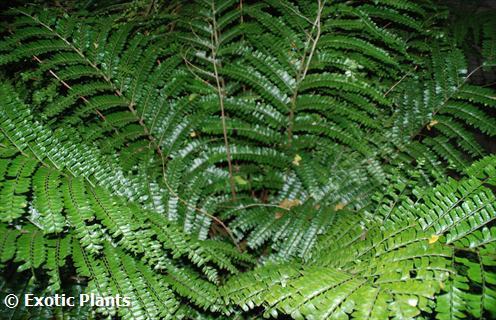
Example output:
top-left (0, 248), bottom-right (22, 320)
top-left (0, 1), bottom-right (495, 319)
top-left (224, 157), bottom-right (496, 319)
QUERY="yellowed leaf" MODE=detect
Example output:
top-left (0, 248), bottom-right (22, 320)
top-left (274, 211), bottom-right (284, 219)
top-left (427, 119), bottom-right (439, 130)
top-left (188, 93), bottom-right (198, 101)
top-left (190, 131), bottom-right (197, 137)
top-left (439, 281), bottom-right (445, 290)
top-left (334, 202), bottom-right (346, 211)
top-left (234, 175), bottom-right (248, 185)
top-left (292, 154), bottom-right (302, 166)
top-left (279, 198), bottom-right (301, 210)
top-left (428, 234), bottom-right (440, 244)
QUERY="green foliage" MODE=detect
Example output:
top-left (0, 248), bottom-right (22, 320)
top-left (225, 157), bottom-right (496, 319)
top-left (0, 0), bottom-right (495, 319)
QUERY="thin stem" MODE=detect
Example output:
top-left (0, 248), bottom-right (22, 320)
top-left (411, 64), bottom-right (485, 140)
top-left (239, 0), bottom-right (244, 24)
top-left (384, 65), bottom-right (418, 97)
top-left (32, 55), bottom-right (107, 122)
top-left (210, 0), bottom-right (237, 200)
top-left (287, 0), bottom-right (324, 146)
top-left (219, 203), bottom-right (291, 212)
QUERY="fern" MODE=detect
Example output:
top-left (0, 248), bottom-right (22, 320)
top-left (224, 157), bottom-right (496, 319)
top-left (0, 82), bottom-right (253, 317)
top-left (0, 0), bottom-right (495, 319)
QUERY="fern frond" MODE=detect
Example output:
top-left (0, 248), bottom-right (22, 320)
top-left (224, 157), bottom-right (496, 319)
top-left (1, 1), bottom-right (495, 318)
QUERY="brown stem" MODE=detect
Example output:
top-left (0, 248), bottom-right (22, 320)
top-left (32, 55), bottom-right (107, 122)
top-left (287, 0), bottom-right (324, 146)
top-left (210, 1), bottom-right (237, 200)
top-left (384, 65), bottom-right (418, 97)
top-left (239, 0), bottom-right (244, 24)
